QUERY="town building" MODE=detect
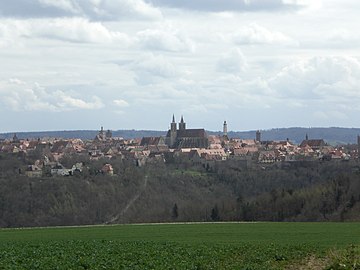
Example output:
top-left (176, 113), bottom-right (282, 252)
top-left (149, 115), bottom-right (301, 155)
top-left (165, 115), bottom-right (209, 149)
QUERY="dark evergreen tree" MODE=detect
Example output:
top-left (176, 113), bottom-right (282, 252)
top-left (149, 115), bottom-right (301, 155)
top-left (211, 204), bottom-right (220, 221)
top-left (172, 203), bottom-right (178, 220)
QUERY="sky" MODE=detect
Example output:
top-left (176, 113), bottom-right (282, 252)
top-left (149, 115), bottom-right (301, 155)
top-left (1, 0), bottom-right (360, 132)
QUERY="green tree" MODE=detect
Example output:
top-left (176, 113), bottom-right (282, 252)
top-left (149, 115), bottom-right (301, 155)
top-left (172, 203), bottom-right (178, 220)
top-left (211, 204), bottom-right (220, 221)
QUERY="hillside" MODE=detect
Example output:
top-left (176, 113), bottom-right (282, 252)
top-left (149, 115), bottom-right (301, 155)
top-left (1, 127), bottom-right (359, 144)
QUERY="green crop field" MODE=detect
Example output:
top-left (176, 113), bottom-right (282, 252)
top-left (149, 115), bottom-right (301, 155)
top-left (0, 222), bottom-right (359, 269)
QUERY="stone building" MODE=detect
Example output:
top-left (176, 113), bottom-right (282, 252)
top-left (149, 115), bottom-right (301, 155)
top-left (165, 115), bottom-right (209, 149)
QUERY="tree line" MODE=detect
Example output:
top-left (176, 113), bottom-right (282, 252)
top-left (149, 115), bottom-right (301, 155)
top-left (0, 152), bottom-right (360, 227)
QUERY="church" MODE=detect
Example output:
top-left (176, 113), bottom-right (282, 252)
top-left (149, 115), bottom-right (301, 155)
top-left (165, 115), bottom-right (209, 149)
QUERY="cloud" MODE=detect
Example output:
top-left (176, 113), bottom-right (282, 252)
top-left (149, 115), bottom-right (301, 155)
top-left (84, 0), bottom-right (162, 21)
top-left (37, 0), bottom-right (82, 14)
top-left (0, 80), bottom-right (104, 112)
top-left (55, 92), bottom-right (104, 110)
top-left (120, 53), bottom-right (181, 85)
top-left (232, 23), bottom-right (295, 45)
top-left (32, 18), bottom-right (130, 43)
top-left (325, 28), bottom-right (360, 48)
top-left (136, 27), bottom-right (195, 52)
top-left (0, 0), bottom-right (162, 21)
top-left (145, 0), bottom-right (321, 12)
top-left (216, 48), bottom-right (247, 74)
top-left (0, 0), bottom-right (72, 18)
top-left (269, 56), bottom-right (360, 100)
top-left (0, 19), bottom-right (29, 48)
top-left (113, 99), bottom-right (129, 107)
top-left (0, 18), bottom-right (130, 44)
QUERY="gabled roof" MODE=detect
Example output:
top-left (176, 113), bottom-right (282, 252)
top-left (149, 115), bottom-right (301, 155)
top-left (166, 129), bottom-right (207, 138)
top-left (140, 137), bottom-right (163, 146)
top-left (175, 137), bottom-right (209, 149)
top-left (177, 129), bottom-right (207, 138)
top-left (51, 140), bottom-right (70, 153)
top-left (300, 139), bottom-right (325, 148)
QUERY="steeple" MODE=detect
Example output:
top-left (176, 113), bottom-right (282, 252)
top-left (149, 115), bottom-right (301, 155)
top-left (223, 121), bottom-right (228, 137)
top-left (169, 114), bottom-right (178, 147)
top-left (12, 133), bottom-right (19, 143)
top-left (179, 115), bottom-right (186, 130)
top-left (256, 130), bottom-right (261, 142)
top-left (171, 114), bottom-right (177, 132)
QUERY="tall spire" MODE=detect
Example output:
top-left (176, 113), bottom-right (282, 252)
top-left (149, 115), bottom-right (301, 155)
top-left (179, 115), bottom-right (186, 130)
top-left (256, 130), bottom-right (261, 142)
top-left (223, 120), bottom-right (228, 137)
top-left (172, 114), bottom-right (175, 123)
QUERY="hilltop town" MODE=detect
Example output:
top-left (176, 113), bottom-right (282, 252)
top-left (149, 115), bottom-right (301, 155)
top-left (1, 115), bottom-right (359, 178)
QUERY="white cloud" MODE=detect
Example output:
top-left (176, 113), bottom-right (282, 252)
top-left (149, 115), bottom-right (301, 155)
top-left (55, 92), bottom-right (104, 110)
top-left (216, 48), bottom-right (247, 74)
top-left (136, 27), bottom-right (195, 52)
top-left (37, 0), bottom-right (81, 14)
top-left (269, 56), bottom-right (360, 100)
top-left (282, 0), bottom-right (322, 10)
top-left (125, 53), bottom-right (181, 85)
top-left (113, 99), bottom-right (129, 107)
top-left (325, 28), bottom-right (360, 48)
top-left (32, 18), bottom-right (130, 43)
top-left (0, 18), bottom-right (130, 44)
top-left (0, 20), bottom-right (28, 48)
top-left (145, 0), bottom-right (321, 12)
top-left (0, 80), bottom-right (104, 112)
top-left (87, 0), bottom-right (162, 21)
top-left (232, 23), bottom-right (295, 45)
top-left (0, 0), bottom-right (162, 21)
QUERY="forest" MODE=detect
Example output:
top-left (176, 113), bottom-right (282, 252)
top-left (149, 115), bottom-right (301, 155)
top-left (0, 151), bottom-right (360, 227)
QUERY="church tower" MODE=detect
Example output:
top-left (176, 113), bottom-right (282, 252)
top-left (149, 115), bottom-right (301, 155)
top-left (223, 121), bottom-right (228, 137)
top-left (179, 115), bottom-right (186, 130)
top-left (256, 130), bottom-right (261, 142)
top-left (170, 114), bottom-right (177, 147)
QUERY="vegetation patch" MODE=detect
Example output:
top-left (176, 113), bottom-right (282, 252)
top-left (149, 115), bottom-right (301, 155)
top-left (0, 223), bottom-right (359, 269)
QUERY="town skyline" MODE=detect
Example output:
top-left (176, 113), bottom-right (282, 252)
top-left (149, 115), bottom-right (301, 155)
top-left (1, 0), bottom-right (360, 132)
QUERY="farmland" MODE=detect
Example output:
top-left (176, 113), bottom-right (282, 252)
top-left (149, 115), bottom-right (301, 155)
top-left (0, 222), bottom-right (359, 269)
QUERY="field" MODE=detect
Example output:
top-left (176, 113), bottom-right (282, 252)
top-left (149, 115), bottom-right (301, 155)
top-left (0, 222), bottom-right (359, 269)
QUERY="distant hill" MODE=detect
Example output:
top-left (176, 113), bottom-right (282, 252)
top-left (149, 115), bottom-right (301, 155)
top-left (1, 127), bottom-right (359, 145)
top-left (0, 130), bottom-right (166, 141)
top-left (220, 127), bottom-right (360, 145)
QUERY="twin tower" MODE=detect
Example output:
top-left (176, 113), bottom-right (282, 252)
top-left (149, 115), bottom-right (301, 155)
top-left (166, 115), bottom-right (209, 149)
top-left (166, 115), bottom-right (261, 148)
top-left (171, 114), bottom-right (186, 132)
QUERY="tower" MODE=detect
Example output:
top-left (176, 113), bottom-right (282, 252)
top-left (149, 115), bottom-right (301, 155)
top-left (223, 121), bottom-right (228, 137)
top-left (171, 114), bottom-right (177, 132)
top-left (106, 129), bottom-right (112, 140)
top-left (305, 133), bottom-right (309, 141)
top-left (358, 135), bottom-right (360, 158)
top-left (179, 115), bottom-right (186, 130)
top-left (256, 130), bottom-right (261, 142)
top-left (170, 114), bottom-right (177, 147)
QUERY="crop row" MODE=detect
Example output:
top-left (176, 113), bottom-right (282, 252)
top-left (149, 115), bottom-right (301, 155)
top-left (0, 240), bottom-right (331, 270)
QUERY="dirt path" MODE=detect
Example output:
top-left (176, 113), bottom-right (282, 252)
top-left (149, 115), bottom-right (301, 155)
top-left (105, 175), bottom-right (148, 224)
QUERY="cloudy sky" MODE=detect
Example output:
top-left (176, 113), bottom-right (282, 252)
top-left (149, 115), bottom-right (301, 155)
top-left (1, 0), bottom-right (360, 132)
